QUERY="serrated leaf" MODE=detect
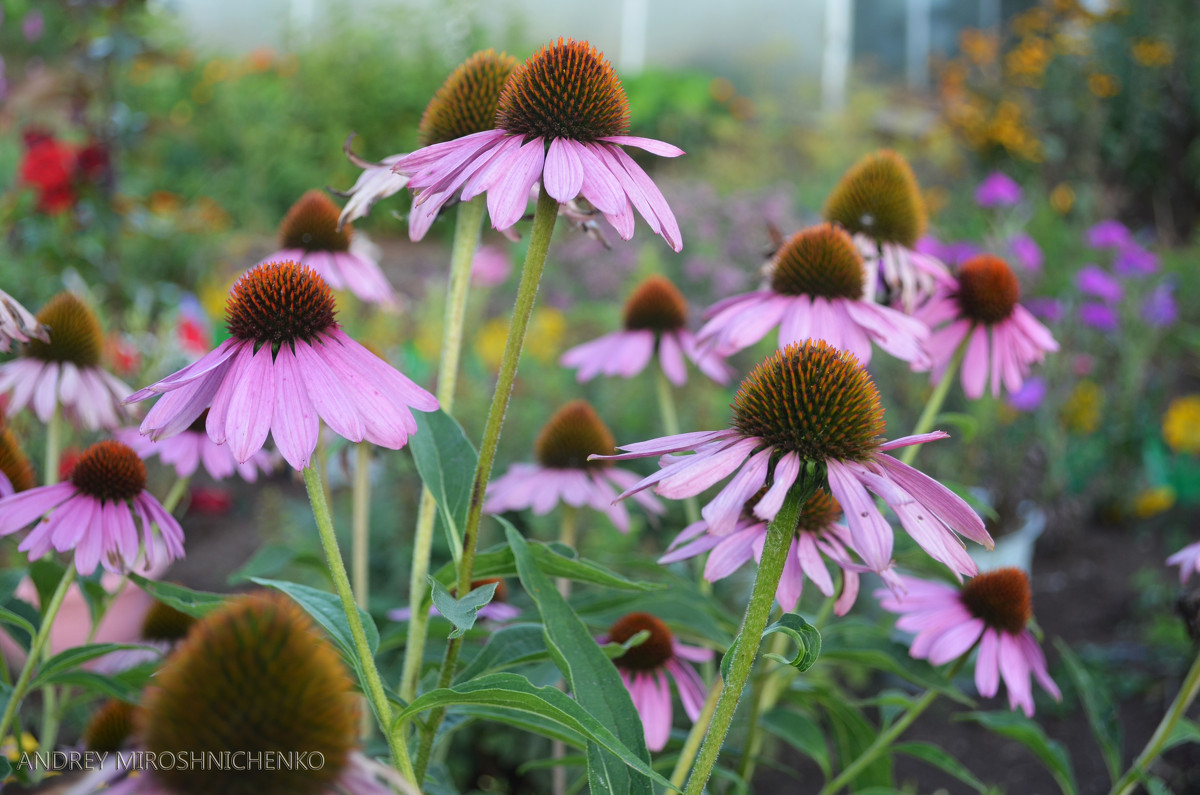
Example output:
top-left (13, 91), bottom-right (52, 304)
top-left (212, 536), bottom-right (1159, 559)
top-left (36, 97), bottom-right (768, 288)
top-left (760, 708), bottom-right (830, 777)
top-left (129, 574), bottom-right (227, 618)
top-left (763, 612), bottom-right (821, 672)
top-left (1054, 639), bottom-right (1121, 783)
top-left (429, 577), bottom-right (497, 640)
top-left (958, 711), bottom-right (1077, 795)
top-left (894, 741), bottom-right (987, 793)
top-left (411, 409), bottom-right (477, 563)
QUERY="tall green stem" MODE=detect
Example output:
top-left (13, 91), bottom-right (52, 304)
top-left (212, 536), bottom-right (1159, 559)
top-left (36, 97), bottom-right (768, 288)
top-left (0, 565), bottom-right (76, 743)
top-left (302, 465), bottom-right (415, 783)
top-left (1109, 648), bottom-right (1200, 795)
top-left (45, 408), bottom-right (62, 486)
top-left (683, 484), bottom-right (810, 795)
top-left (399, 197), bottom-right (485, 703)
top-left (414, 188), bottom-right (559, 782)
top-left (900, 335), bottom-right (970, 467)
top-left (352, 443), bottom-right (371, 611)
top-left (670, 679), bottom-right (724, 788)
top-left (161, 474), bottom-right (190, 515)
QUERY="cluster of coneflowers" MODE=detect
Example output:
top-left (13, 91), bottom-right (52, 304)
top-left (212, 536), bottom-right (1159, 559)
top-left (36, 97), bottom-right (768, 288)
top-left (0, 34), bottom-right (1194, 795)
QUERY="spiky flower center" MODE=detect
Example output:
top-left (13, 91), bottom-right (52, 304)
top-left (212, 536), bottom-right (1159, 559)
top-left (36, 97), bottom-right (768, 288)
top-left (419, 50), bottom-right (519, 146)
top-left (769, 224), bottom-right (866, 300)
top-left (796, 489), bottom-right (842, 533)
top-left (142, 592), bottom-right (358, 795)
top-left (141, 598), bottom-right (197, 642)
top-left (496, 38), bottom-right (630, 142)
top-left (731, 341), bottom-right (885, 462)
top-left (280, 190), bottom-right (352, 253)
top-left (609, 612), bottom-right (674, 671)
top-left (25, 291), bottom-right (103, 368)
top-left (0, 427), bottom-right (36, 493)
top-left (623, 275), bottom-right (688, 332)
top-left (960, 567), bottom-right (1032, 635)
top-left (823, 149), bottom-right (927, 248)
top-left (225, 261), bottom-right (338, 347)
top-left (956, 255), bottom-right (1020, 324)
top-left (534, 400), bottom-right (616, 470)
top-left (70, 441), bottom-right (146, 502)
top-left (83, 699), bottom-right (135, 753)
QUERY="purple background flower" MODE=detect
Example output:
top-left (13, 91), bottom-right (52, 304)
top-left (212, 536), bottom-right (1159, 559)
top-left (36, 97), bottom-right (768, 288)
top-left (1079, 302), bottom-right (1119, 331)
top-left (1141, 282), bottom-right (1178, 327)
top-left (975, 172), bottom-right (1023, 207)
top-left (1008, 376), bottom-right (1047, 412)
top-left (1114, 245), bottom-right (1159, 276)
top-left (1075, 265), bottom-right (1123, 304)
top-left (1086, 220), bottom-right (1132, 249)
top-left (1009, 234), bottom-right (1043, 271)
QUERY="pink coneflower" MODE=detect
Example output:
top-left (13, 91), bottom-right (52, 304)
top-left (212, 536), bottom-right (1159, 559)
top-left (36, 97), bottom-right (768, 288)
top-left (824, 150), bottom-right (949, 312)
top-left (394, 38), bottom-right (684, 251)
top-left (696, 224), bottom-right (930, 368)
top-left (484, 400), bottom-right (663, 532)
top-left (1168, 542), bottom-right (1200, 584)
top-left (661, 489), bottom-right (884, 616)
top-left (877, 568), bottom-right (1061, 717)
top-left (0, 287), bottom-right (48, 352)
top-left (561, 275), bottom-right (732, 386)
top-left (597, 342), bottom-right (992, 578)
top-left (388, 578), bottom-right (522, 623)
top-left (126, 261), bottom-right (438, 471)
top-left (599, 612), bottom-right (712, 751)
top-left (260, 190), bottom-right (397, 307)
top-left (0, 291), bottom-right (132, 430)
top-left (917, 254), bottom-right (1058, 400)
top-left (0, 440), bottom-right (184, 575)
top-left (117, 411), bottom-right (276, 483)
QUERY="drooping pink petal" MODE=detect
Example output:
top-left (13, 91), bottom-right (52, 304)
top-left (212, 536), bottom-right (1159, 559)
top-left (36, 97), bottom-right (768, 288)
top-left (271, 345), bottom-right (320, 470)
top-left (975, 627), bottom-right (1001, 697)
top-left (487, 137), bottom-right (546, 231)
top-left (126, 338), bottom-right (240, 401)
top-left (292, 339), bottom-right (365, 443)
top-left (873, 454), bottom-right (992, 548)
top-left (705, 526), bottom-right (764, 581)
top-left (599, 136), bottom-right (685, 157)
top-left (825, 459), bottom-right (893, 572)
top-left (1019, 630), bottom-right (1061, 701)
top-left (0, 482), bottom-right (77, 535)
top-left (926, 617), bottom-right (985, 664)
top-left (702, 448), bottom-right (773, 536)
top-left (224, 343), bottom-right (275, 464)
top-left (656, 437), bottom-right (762, 500)
top-left (997, 631), bottom-right (1034, 716)
top-left (752, 452), bottom-right (801, 521)
top-left (206, 342), bottom-right (254, 445)
top-left (543, 137), bottom-right (585, 203)
top-left (658, 332), bottom-right (688, 386)
top-left (961, 326), bottom-right (990, 400)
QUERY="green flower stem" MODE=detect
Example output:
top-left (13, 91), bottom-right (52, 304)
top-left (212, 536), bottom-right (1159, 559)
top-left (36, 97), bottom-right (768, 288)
top-left (1110, 647), bottom-right (1200, 795)
top-left (737, 619), bottom-right (786, 783)
top-left (670, 678), bottom-right (724, 788)
top-left (161, 474), bottom-right (191, 515)
top-left (0, 564), bottom-right (76, 744)
top-left (818, 655), bottom-right (966, 795)
top-left (398, 198), bottom-right (486, 704)
top-left (899, 335), bottom-right (970, 467)
top-left (45, 408), bottom-right (62, 486)
top-left (302, 464), bottom-right (415, 784)
top-left (352, 444), bottom-right (371, 611)
top-left (551, 505), bottom-right (579, 795)
top-left (414, 187), bottom-right (559, 782)
top-left (683, 484), bottom-right (810, 795)
top-left (654, 367), bottom-right (700, 527)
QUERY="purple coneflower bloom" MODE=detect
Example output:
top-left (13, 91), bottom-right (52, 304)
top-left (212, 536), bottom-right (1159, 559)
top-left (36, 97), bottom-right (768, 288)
top-left (126, 261), bottom-right (438, 471)
top-left (1009, 233), bottom-right (1043, 271)
top-left (259, 190), bottom-right (397, 307)
top-left (600, 612), bottom-right (711, 751)
top-left (0, 291), bottom-right (131, 430)
top-left (974, 172), bottom-right (1023, 207)
top-left (598, 342), bottom-right (992, 579)
top-left (393, 38), bottom-right (684, 251)
top-left (877, 568), bottom-right (1061, 717)
top-left (485, 400), bottom-right (662, 532)
top-left (334, 137), bottom-right (409, 229)
top-left (697, 224), bottom-right (930, 368)
top-left (1168, 542), bottom-right (1200, 584)
top-left (824, 150), bottom-right (949, 312)
top-left (0, 287), bottom-right (47, 352)
top-left (388, 578), bottom-right (521, 624)
top-left (116, 413), bottom-right (276, 483)
top-left (918, 254), bottom-right (1058, 400)
top-left (1086, 219), bottom-right (1131, 249)
top-left (1075, 264), bottom-right (1123, 304)
top-left (562, 275), bottom-right (732, 386)
top-left (661, 488), bottom-right (887, 616)
top-left (0, 440), bottom-right (184, 575)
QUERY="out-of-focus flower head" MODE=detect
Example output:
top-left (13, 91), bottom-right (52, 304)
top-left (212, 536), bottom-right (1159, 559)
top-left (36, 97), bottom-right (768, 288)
top-left (974, 172), bottom-right (1023, 207)
top-left (1075, 264), bottom-right (1123, 304)
top-left (1009, 234), bottom-right (1043, 271)
top-left (1141, 281), bottom-right (1177, 328)
top-left (1163, 395), bottom-right (1200, 456)
top-left (1085, 219), bottom-right (1131, 249)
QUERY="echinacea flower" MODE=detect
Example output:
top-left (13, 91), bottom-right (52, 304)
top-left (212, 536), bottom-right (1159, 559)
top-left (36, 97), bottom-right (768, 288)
top-left (561, 275), bottom-right (732, 386)
top-left (394, 38), bottom-right (684, 251)
top-left (0, 440), bottom-right (184, 575)
top-left (599, 612), bottom-right (712, 751)
top-left (824, 149), bottom-right (949, 312)
top-left (1168, 542), bottom-right (1200, 584)
top-left (877, 568), bottom-right (1061, 717)
top-left (0, 291), bottom-right (132, 430)
top-left (70, 592), bottom-right (407, 795)
top-left (974, 172), bottom-right (1023, 207)
top-left (696, 224), bottom-right (930, 368)
top-left (126, 261), bottom-right (438, 471)
top-left (117, 412), bottom-right (277, 483)
top-left (484, 400), bottom-right (663, 532)
top-left (260, 190), bottom-right (397, 307)
top-left (598, 341), bottom-right (992, 578)
top-left (0, 422), bottom-right (36, 497)
top-left (388, 578), bottom-right (522, 623)
top-left (917, 254), bottom-right (1058, 400)
top-left (0, 287), bottom-right (48, 352)
top-left (661, 488), bottom-right (882, 616)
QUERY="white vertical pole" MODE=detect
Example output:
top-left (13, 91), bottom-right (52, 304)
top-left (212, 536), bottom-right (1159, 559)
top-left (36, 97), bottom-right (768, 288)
top-left (822, 0), bottom-right (854, 112)
top-left (620, 0), bottom-right (648, 74)
top-left (906, 0), bottom-right (931, 90)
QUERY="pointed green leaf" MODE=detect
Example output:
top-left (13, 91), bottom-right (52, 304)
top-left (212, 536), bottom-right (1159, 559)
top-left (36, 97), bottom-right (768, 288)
top-left (818, 694), bottom-right (892, 789)
top-left (894, 741), bottom-right (987, 793)
top-left (763, 612), bottom-right (821, 672)
top-left (250, 578), bottom-right (378, 656)
top-left (411, 409), bottom-right (478, 561)
top-left (0, 603), bottom-right (38, 648)
top-left (29, 559), bottom-right (67, 615)
top-left (958, 711), bottom-right (1077, 795)
top-left (1162, 717), bottom-right (1200, 753)
top-left (432, 540), bottom-right (660, 595)
top-left (129, 574), bottom-right (227, 618)
top-left (429, 577), bottom-right (497, 640)
top-left (1054, 639), bottom-right (1121, 783)
top-left (28, 643), bottom-right (152, 690)
top-left (760, 708), bottom-right (831, 777)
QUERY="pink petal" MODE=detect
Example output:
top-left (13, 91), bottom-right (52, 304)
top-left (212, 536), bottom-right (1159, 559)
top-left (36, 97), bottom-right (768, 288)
top-left (825, 459), bottom-right (893, 572)
top-left (974, 628), bottom-right (1000, 697)
top-left (705, 526), bottom-right (764, 581)
top-left (599, 136), bottom-right (685, 157)
top-left (543, 137), bottom-right (585, 203)
top-left (271, 345), bottom-right (319, 470)
top-left (752, 451), bottom-right (800, 521)
top-left (0, 483), bottom-right (76, 534)
top-left (658, 332), bottom-right (688, 387)
top-left (998, 631), bottom-right (1034, 716)
top-left (292, 338), bottom-right (366, 443)
top-left (487, 137), bottom-right (546, 231)
top-left (224, 343), bottom-right (275, 464)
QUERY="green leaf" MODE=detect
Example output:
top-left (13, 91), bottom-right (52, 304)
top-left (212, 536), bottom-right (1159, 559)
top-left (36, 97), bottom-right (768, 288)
top-left (504, 522), bottom-right (668, 794)
top-left (0, 603), bottom-right (39, 649)
top-left (433, 540), bottom-right (661, 596)
top-left (454, 623), bottom-right (646, 683)
top-left (1162, 717), bottom-right (1200, 753)
top-left (760, 708), bottom-right (830, 777)
top-left (0, 569), bottom-right (26, 604)
top-left (821, 621), bottom-right (972, 705)
top-left (935, 412), bottom-right (980, 442)
top-left (894, 741), bottom-right (987, 793)
top-left (35, 668), bottom-right (149, 703)
top-left (250, 577), bottom-right (378, 657)
top-left (410, 409), bottom-right (478, 562)
top-left (29, 559), bottom-right (67, 615)
top-left (397, 673), bottom-right (672, 789)
top-left (818, 694), bottom-right (892, 789)
top-left (1054, 639), bottom-right (1121, 783)
top-left (129, 574), bottom-right (227, 618)
top-left (959, 711), bottom-right (1077, 795)
top-left (429, 577), bottom-right (497, 640)
top-left (28, 644), bottom-right (152, 690)
top-left (763, 612), bottom-right (821, 672)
